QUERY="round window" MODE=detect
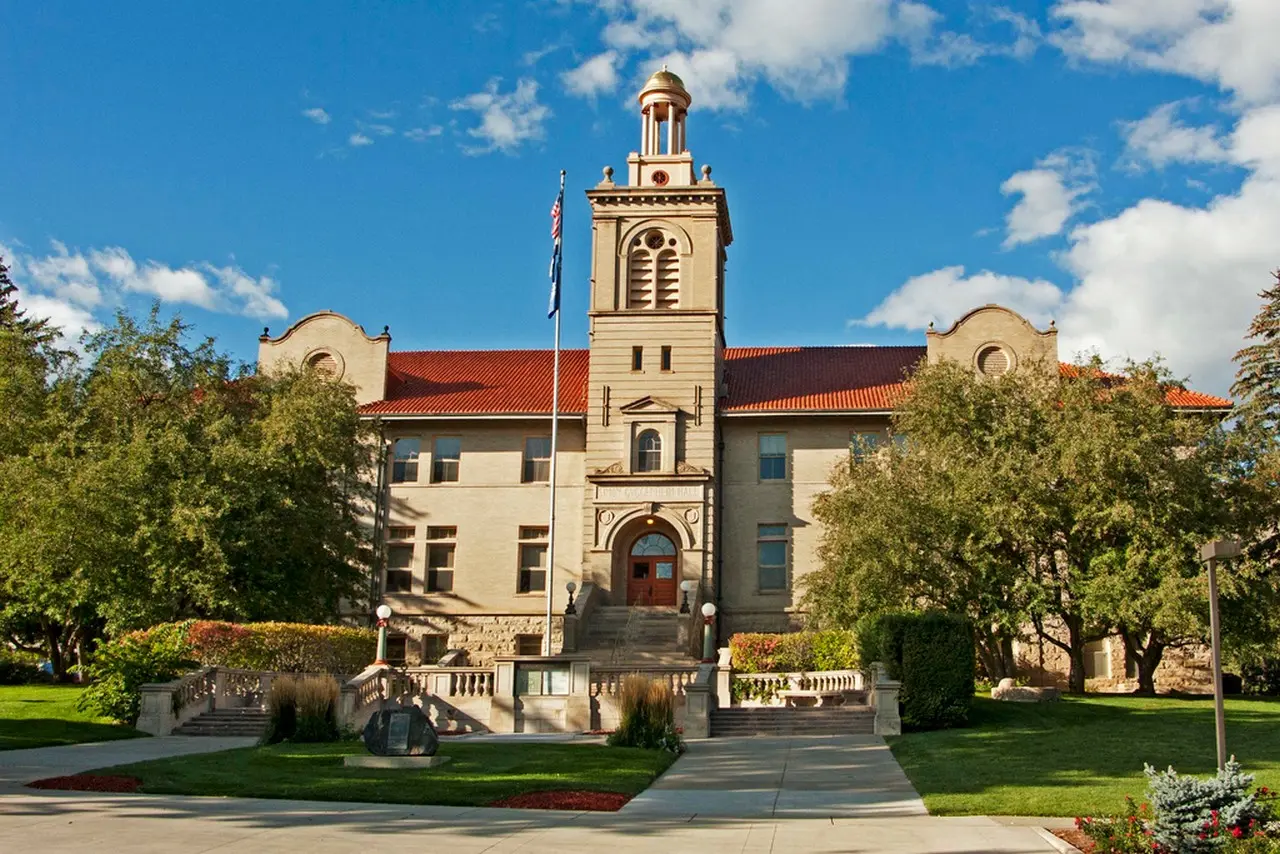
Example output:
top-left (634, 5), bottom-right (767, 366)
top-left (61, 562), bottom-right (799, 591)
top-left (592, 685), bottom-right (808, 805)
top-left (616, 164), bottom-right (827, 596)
top-left (651, 170), bottom-right (670, 186)
top-left (645, 231), bottom-right (665, 250)
top-left (977, 346), bottom-right (1010, 376)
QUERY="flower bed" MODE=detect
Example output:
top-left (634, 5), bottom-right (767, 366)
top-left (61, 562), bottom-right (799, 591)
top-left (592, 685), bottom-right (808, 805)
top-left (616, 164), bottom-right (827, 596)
top-left (487, 790), bottom-right (632, 811)
top-left (28, 774), bottom-right (141, 793)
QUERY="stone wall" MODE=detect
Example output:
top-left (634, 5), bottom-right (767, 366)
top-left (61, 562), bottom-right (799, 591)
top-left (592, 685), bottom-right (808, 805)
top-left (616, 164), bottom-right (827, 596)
top-left (389, 614), bottom-right (564, 667)
top-left (1014, 622), bottom-right (1213, 694)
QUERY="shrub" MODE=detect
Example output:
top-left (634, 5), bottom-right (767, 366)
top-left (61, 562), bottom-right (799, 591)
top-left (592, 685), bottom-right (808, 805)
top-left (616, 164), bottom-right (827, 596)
top-left (607, 675), bottom-right (685, 754)
top-left (811, 629), bottom-right (857, 671)
top-left (78, 623), bottom-right (198, 723)
top-left (263, 674), bottom-right (340, 744)
top-left (1076, 798), bottom-right (1159, 854)
top-left (0, 649), bottom-right (47, 685)
top-left (855, 611), bottom-right (973, 730)
top-left (1144, 759), bottom-right (1276, 853)
top-left (729, 630), bottom-right (859, 674)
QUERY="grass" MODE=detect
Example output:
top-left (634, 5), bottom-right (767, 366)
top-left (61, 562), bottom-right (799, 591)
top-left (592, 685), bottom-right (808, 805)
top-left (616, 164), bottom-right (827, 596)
top-left (0, 684), bottom-right (145, 751)
top-left (888, 694), bottom-right (1280, 817)
top-left (94, 741), bottom-right (678, 806)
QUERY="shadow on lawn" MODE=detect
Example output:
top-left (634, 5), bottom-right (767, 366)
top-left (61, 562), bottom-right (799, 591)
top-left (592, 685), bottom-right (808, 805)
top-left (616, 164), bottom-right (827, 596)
top-left (890, 696), bottom-right (1280, 797)
top-left (0, 718), bottom-right (142, 751)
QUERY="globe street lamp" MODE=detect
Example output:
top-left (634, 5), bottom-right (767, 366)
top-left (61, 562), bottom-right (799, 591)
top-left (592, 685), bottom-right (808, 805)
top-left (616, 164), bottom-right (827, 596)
top-left (564, 581), bottom-right (578, 615)
top-left (679, 580), bottom-right (693, 614)
top-left (373, 604), bottom-right (393, 666)
top-left (701, 602), bottom-right (717, 663)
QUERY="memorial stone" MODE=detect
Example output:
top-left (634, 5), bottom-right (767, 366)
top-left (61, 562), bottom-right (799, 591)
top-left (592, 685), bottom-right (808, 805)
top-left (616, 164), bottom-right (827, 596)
top-left (362, 704), bottom-right (439, 756)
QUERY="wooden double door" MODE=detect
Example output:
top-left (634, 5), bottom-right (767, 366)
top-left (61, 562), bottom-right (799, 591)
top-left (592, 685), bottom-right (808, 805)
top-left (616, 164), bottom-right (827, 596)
top-left (626, 532), bottom-right (678, 606)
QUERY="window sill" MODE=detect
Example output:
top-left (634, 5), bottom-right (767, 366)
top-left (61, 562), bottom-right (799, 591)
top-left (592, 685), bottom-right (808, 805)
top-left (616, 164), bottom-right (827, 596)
top-left (755, 589), bottom-right (791, 596)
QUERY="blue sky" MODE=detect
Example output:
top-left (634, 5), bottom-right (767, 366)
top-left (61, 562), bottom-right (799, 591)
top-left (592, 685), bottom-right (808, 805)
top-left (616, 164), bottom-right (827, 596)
top-left (4, 1), bottom-right (1279, 395)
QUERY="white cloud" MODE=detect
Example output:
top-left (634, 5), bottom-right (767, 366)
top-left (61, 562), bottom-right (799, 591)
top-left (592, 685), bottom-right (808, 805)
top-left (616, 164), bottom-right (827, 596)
top-left (358, 122), bottom-right (396, 137)
top-left (0, 240), bottom-right (289, 338)
top-left (301, 107), bottom-right (331, 125)
top-left (1050, 0), bottom-right (1280, 104)
top-left (562, 51), bottom-right (622, 97)
top-left (1120, 100), bottom-right (1230, 169)
top-left (450, 78), bottom-right (551, 154)
top-left (856, 265), bottom-right (1065, 330)
top-left (368, 109), bottom-right (397, 120)
top-left (348, 132), bottom-right (373, 147)
top-left (859, 103), bottom-right (1280, 396)
top-left (1000, 149), bottom-right (1096, 247)
top-left (403, 126), bottom-right (443, 142)
top-left (899, 4), bottom-right (1041, 67)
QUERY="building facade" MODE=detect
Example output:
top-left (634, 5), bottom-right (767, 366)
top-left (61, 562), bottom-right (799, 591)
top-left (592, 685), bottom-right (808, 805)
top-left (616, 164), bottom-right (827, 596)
top-left (257, 71), bottom-right (1231, 684)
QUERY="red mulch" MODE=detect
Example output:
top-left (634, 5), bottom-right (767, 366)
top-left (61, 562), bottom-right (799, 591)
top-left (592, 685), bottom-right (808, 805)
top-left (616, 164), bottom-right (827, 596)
top-left (488, 790), bottom-right (632, 811)
top-left (582, 729), bottom-right (613, 736)
top-left (1052, 828), bottom-right (1094, 852)
top-left (28, 774), bottom-right (142, 793)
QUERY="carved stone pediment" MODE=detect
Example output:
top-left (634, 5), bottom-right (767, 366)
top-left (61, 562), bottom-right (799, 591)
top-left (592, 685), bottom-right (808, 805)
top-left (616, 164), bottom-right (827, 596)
top-left (676, 461), bottom-right (707, 475)
top-left (618, 395), bottom-right (681, 415)
top-left (594, 461), bottom-right (625, 475)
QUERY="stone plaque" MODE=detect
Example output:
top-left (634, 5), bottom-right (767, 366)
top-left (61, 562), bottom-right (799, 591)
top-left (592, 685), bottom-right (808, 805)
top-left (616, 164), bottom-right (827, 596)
top-left (596, 484), bottom-right (703, 503)
top-left (362, 704), bottom-right (439, 757)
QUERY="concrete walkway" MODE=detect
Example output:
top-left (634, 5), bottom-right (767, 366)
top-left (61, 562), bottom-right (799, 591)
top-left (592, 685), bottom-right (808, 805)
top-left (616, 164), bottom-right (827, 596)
top-left (626, 735), bottom-right (927, 819)
top-left (0, 735), bottom-right (257, 792)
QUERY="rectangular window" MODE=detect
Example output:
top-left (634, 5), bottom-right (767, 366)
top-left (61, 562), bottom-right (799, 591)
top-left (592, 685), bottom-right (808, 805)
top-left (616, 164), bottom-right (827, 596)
top-left (660, 345), bottom-right (672, 372)
top-left (516, 664), bottom-right (570, 695)
top-left (632, 346), bottom-right (643, 371)
top-left (757, 523), bottom-right (789, 591)
top-left (1125, 648), bottom-right (1140, 680)
top-left (518, 524), bottom-right (548, 594)
top-left (424, 526), bottom-right (456, 593)
top-left (432, 437), bottom-right (461, 483)
top-left (387, 525), bottom-right (415, 541)
top-left (892, 432), bottom-right (909, 451)
top-left (385, 544), bottom-right (414, 593)
top-left (385, 636), bottom-right (408, 667)
top-left (516, 634), bottom-right (544, 656)
top-left (421, 634), bottom-right (448, 665)
top-left (1084, 639), bottom-right (1111, 679)
top-left (522, 436), bottom-right (552, 483)
top-left (392, 438), bottom-right (420, 483)
top-left (850, 431), bottom-right (881, 462)
top-left (759, 433), bottom-right (787, 480)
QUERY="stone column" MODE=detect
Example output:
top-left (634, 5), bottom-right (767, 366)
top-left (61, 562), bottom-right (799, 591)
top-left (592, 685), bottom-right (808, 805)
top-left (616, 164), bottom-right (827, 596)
top-left (873, 677), bottom-right (902, 736)
top-left (490, 659), bottom-right (517, 733)
top-left (683, 663), bottom-right (714, 738)
top-left (136, 684), bottom-right (177, 736)
top-left (715, 646), bottom-right (732, 708)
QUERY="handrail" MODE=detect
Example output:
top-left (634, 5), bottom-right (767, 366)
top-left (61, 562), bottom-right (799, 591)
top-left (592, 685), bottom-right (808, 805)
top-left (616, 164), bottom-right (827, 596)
top-left (590, 665), bottom-right (699, 697)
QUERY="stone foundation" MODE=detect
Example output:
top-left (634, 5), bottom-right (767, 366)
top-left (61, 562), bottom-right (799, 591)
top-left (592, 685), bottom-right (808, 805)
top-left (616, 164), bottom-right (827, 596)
top-left (388, 614), bottom-right (565, 667)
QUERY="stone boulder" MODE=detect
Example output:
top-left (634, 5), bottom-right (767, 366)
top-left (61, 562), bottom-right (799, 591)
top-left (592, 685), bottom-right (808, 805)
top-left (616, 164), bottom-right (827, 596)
top-left (991, 677), bottom-right (1061, 702)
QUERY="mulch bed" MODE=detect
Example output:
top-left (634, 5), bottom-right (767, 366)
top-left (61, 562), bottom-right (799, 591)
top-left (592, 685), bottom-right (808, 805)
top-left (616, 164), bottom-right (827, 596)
top-left (488, 790), bottom-right (632, 811)
top-left (27, 774), bottom-right (142, 793)
top-left (1052, 828), bottom-right (1094, 852)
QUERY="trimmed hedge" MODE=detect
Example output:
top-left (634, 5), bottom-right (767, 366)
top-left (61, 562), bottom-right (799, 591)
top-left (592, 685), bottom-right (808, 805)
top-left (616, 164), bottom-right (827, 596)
top-left (858, 611), bottom-right (974, 730)
top-left (79, 620), bottom-right (376, 723)
top-left (728, 630), bottom-right (858, 673)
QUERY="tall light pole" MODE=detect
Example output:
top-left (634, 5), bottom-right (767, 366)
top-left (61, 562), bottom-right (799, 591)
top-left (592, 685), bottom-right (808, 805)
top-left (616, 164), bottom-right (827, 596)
top-left (1200, 539), bottom-right (1242, 771)
top-left (374, 604), bottom-right (392, 666)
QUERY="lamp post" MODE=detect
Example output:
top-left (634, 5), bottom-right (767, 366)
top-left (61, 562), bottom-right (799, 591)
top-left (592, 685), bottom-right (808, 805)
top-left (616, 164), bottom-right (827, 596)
top-left (701, 602), bottom-right (717, 663)
top-left (373, 604), bottom-right (392, 666)
top-left (564, 581), bottom-right (577, 615)
top-left (679, 580), bottom-right (693, 614)
top-left (1200, 539), bottom-right (1242, 771)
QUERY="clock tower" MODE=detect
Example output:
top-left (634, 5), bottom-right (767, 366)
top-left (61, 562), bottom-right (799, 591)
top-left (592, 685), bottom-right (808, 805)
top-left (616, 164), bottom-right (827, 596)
top-left (579, 68), bottom-right (733, 610)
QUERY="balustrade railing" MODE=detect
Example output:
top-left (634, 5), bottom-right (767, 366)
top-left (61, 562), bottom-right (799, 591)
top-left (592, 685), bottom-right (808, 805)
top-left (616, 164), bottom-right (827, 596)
top-left (590, 666), bottom-right (699, 698)
top-left (731, 669), bottom-right (864, 705)
top-left (402, 666), bottom-right (494, 698)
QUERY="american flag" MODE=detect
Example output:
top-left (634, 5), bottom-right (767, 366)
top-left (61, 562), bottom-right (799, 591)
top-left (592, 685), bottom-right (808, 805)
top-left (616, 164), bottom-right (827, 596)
top-left (548, 179), bottom-right (564, 318)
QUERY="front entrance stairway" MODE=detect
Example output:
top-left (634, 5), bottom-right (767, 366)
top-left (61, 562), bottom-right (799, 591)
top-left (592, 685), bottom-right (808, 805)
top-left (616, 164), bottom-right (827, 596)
top-left (173, 707), bottom-right (270, 738)
top-left (710, 704), bottom-right (876, 737)
top-left (578, 606), bottom-right (697, 666)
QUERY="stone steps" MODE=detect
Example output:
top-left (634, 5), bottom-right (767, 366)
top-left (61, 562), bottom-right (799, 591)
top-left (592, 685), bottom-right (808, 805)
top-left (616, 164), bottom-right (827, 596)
top-left (173, 707), bottom-right (270, 738)
top-left (577, 605), bottom-right (695, 667)
top-left (710, 706), bottom-right (876, 737)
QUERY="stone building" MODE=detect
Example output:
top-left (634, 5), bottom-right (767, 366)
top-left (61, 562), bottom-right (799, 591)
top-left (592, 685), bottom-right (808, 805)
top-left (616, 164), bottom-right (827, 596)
top-left (257, 70), bottom-right (1231, 687)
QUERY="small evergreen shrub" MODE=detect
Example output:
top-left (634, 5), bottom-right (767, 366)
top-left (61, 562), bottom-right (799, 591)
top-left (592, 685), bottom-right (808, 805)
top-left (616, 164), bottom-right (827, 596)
top-left (855, 611), bottom-right (973, 730)
top-left (1144, 759), bottom-right (1275, 853)
top-left (607, 675), bottom-right (685, 754)
top-left (78, 623), bottom-right (198, 723)
top-left (263, 674), bottom-right (340, 744)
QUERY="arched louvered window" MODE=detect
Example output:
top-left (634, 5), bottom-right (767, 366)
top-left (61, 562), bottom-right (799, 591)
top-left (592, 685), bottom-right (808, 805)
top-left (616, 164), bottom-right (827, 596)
top-left (308, 351), bottom-right (339, 377)
top-left (636, 429), bottom-right (662, 472)
top-left (627, 229), bottom-right (679, 309)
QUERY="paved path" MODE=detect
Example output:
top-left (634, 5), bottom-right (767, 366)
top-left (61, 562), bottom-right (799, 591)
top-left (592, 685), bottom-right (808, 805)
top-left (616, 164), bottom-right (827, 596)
top-left (0, 733), bottom-right (1059, 852)
top-left (0, 735), bottom-right (257, 792)
top-left (626, 735), bottom-right (928, 819)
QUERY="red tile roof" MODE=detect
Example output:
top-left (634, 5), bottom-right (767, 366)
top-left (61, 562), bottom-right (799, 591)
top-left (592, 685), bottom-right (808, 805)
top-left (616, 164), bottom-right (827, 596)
top-left (358, 346), bottom-right (1231, 416)
top-left (361, 350), bottom-right (590, 416)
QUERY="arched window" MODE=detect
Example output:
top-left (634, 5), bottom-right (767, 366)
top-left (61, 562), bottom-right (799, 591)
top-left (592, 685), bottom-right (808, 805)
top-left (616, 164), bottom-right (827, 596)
top-left (627, 230), bottom-right (680, 309)
top-left (631, 532), bottom-right (676, 556)
top-left (307, 351), bottom-right (340, 377)
top-left (636, 429), bottom-right (662, 472)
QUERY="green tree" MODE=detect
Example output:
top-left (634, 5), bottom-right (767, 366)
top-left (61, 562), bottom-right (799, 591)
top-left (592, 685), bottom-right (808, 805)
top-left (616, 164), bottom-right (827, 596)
top-left (0, 306), bottom-right (376, 676)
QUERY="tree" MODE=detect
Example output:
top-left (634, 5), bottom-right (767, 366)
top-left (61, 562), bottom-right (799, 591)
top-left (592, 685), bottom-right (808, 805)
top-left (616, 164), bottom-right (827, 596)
top-left (0, 306), bottom-right (377, 677)
top-left (805, 356), bottom-right (1236, 693)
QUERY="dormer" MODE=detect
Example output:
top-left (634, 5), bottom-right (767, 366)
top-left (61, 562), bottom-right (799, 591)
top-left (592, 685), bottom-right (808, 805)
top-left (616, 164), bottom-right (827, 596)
top-left (257, 311), bottom-right (391, 405)
top-left (926, 305), bottom-right (1059, 377)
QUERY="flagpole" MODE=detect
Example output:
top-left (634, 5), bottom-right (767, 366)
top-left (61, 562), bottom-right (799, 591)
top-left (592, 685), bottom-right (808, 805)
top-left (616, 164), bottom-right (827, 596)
top-left (544, 169), bottom-right (565, 656)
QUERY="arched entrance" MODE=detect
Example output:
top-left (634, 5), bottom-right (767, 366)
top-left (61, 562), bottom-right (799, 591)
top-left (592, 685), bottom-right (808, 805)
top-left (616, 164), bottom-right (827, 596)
top-left (627, 532), bottom-right (678, 606)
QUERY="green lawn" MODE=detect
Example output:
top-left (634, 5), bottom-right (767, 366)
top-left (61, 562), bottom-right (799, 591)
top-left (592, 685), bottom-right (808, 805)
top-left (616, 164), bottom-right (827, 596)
top-left (0, 684), bottom-right (145, 751)
top-left (888, 694), bottom-right (1280, 817)
top-left (94, 741), bottom-right (677, 806)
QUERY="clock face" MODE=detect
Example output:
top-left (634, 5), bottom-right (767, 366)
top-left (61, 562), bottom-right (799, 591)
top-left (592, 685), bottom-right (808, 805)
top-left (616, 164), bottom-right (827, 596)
top-left (651, 170), bottom-right (670, 186)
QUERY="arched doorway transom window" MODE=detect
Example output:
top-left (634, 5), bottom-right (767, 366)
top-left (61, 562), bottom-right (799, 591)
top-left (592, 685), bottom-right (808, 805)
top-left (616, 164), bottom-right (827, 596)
top-left (627, 530), bottom-right (677, 605)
